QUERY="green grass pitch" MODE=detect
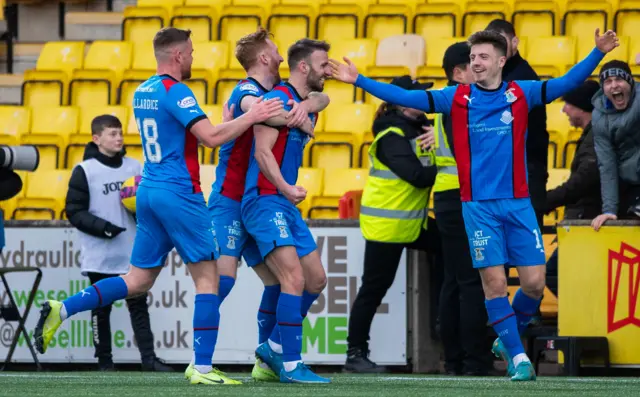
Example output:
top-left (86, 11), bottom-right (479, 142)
top-left (1, 372), bottom-right (639, 397)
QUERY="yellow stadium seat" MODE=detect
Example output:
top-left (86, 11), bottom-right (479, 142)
top-left (364, 4), bottom-right (409, 40)
top-left (21, 70), bottom-right (66, 107)
top-left (597, 35), bottom-right (630, 69)
top-left (527, 36), bottom-right (576, 78)
top-left (547, 168), bottom-right (570, 190)
top-left (562, 1), bottom-right (609, 39)
top-left (329, 39), bottom-right (377, 71)
top-left (217, 6), bottom-right (265, 43)
top-left (323, 79), bottom-right (357, 104)
top-left (375, 34), bottom-right (425, 76)
top-left (118, 70), bottom-right (154, 106)
top-left (130, 43), bottom-right (156, 71)
top-left (172, 6), bottom-right (217, 42)
top-left (324, 102), bottom-right (375, 143)
top-left (215, 69), bottom-right (245, 104)
top-left (413, 3), bottom-right (460, 40)
top-left (296, 167), bottom-right (324, 218)
top-left (267, 5), bottom-right (314, 52)
top-left (316, 4), bottom-right (362, 42)
top-left (13, 170), bottom-right (71, 220)
top-left (417, 36), bottom-right (463, 83)
top-left (615, 1), bottom-right (640, 39)
top-left (200, 164), bottom-right (217, 202)
top-left (546, 101), bottom-right (570, 168)
top-left (190, 41), bottom-right (229, 105)
top-left (281, 0), bottom-right (326, 14)
top-left (21, 107), bottom-right (79, 170)
top-left (0, 106), bottom-right (30, 146)
top-left (122, 6), bottom-right (168, 44)
top-left (512, 1), bottom-right (557, 39)
top-left (137, 0), bottom-right (183, 14)
top-left (307, 134), bottom-right (356, 170)
top-left (35, 41), bottom-right (85, 76)
top-left (309, 168), bottom-right (368, 219)
top-left (562, 139), bottom-right (578, 168)
top-left (84, 41), bottom-right (133, 79)
top-left (463, 1), bottom-right (510, 36)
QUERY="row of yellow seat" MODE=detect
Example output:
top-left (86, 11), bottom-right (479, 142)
top-left (0, 165), bottom-right (571, 222)
top-left (19, 34), bottom-right (639, 109)
top-left (122, 0), bottom-right (640, 45)
top-left (0, 166), bottom-right (369, 221)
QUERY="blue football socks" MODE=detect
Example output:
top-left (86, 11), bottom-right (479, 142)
top-left (193, 294), bottom-right (220, 368)
top-left (276, 293), bottom-right (303, 363)
top-left (511, 288), bottom-right (542, 334)
top-left (301, 291), bottom-right (319, 319)
top-left (218, 275), bottom-right (236, 304)
top-left (62, 276), bottom-right (128, 319)
top-left (486, 296), bottom-right (525, 358)
top-left (258, 284), bottom-right (280, 345)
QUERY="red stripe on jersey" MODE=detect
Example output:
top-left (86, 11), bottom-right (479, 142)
top-left (451, 84), bottom-right (473, 202)
top-left (508, 82), bottom-right (529, 199)
top-left (221, 128), bottom-right (254, 201)
top-left (257, 127), bottom-right (289, 195)
top-left (161, 77), bottom-right (201, 193)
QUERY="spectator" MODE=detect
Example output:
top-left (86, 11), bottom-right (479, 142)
top-left (66, 115), bottom-right (172, 372)
top-left (591, 60), bottom-right (640, 231)
top-left (435, 42), bottom-right (492, 376)
top-left (345, 76), bottom-right (438, 373)
top-left (545, 80), bottom-right (602, 296)
top-left (486, 19), bottom-right (549, 230)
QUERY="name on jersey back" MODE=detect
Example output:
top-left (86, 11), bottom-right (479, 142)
top-left (134, 98), bottom-right (159, 111)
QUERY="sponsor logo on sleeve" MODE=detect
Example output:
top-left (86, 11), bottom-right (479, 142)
top-left (177, 96), bottom-right (196, 108)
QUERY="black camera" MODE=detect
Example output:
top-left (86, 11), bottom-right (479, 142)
top-left (0, 145), bottom-right (40, 201)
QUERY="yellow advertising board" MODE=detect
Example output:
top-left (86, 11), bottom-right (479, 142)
top-left (558, 225), bottom-right (640, 365)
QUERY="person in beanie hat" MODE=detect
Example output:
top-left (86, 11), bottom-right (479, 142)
top-left (591, 60), bottom-right (640, 230)
top-left (545, 80), bottom-right (602, 296)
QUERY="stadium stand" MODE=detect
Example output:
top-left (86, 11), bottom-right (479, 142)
top-left (1, 0), bottom-right (637, 221)
top-left (12, 170), bottom-right (71, 220)
top-left (309, 168), bottom-right (368, 219)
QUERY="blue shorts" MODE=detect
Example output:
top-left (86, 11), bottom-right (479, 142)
top-left (461, 198), bottom-right (546, 268)
top-left (208, 192), bottom-right (263, 267)
top-left (241, 195), bottom-right (317, 259)
top-left (131, 185), bottom-right (219, 268)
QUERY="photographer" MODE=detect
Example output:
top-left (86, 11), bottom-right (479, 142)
top-left (1, 147), bottom-right (36, 251)
top-left (345, 76), bottom-right (438, 373)
top-left (66, 115), bottom-right (171, 372)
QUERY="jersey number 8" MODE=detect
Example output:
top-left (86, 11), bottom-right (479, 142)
top-left (137, 118), bottom-right (162, 163)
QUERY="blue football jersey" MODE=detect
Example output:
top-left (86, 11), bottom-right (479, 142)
top-left (132, 74), bottom-right (207, 193)
top-left (212, 77), bottom-right (268, 202)
top-left (243, 82), bottom-right (316, 200)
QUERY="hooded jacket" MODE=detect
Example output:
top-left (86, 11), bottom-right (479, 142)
top-left (591, 84), bottom-right (640, 215)
top-left (65, 143), bottom-right (130, 238)
top-left (546, 123), bottom-right (602, 219)
top-left (372, 108), bottom-right (437, 189)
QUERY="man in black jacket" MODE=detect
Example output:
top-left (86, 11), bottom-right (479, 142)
top-left (66, 115), bottom-right (172, 372)
top-left (545, 81), bottom-right (602, 296)
top-left (486, 19), bottom-right (549, 230)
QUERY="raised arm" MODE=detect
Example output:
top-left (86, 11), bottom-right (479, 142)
top-left (544, 29), bottom-right (618, 103)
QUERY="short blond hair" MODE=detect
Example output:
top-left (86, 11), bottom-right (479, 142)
top-left (235, 27), bottom-right (272, 70)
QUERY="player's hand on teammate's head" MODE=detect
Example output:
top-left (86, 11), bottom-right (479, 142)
top-left (286, 99), bottom-right (309, 128)
top-left (222, 101), bottom-right (235, 122)
top-left (329, 57), bottom-right (359, 84)
top-left (595, 28), bottom-right (619, 54)
top-left (247, 96), bottom-right (284, 123)
top-left (417, 126), bottom-right (435, 151)
top-left (282, 184), bottom-right (307, 205)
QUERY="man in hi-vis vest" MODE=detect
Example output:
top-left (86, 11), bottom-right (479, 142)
top-left (65, 115), bottom-right (172, 372)
top-left (345, 76), bottom-right (439, 373)
top-left (435, 43), bottom-right (492, 376)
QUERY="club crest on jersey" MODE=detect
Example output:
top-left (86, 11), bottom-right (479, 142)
top-left (500, 110), bottom-right (514, 125)
top-left (504, 88), bottom-right (517, 103)
top-left (278, 226), bottom-right (289, 239)
top-left (474, 247), bottom-right (485, 261)
top-left (177, 96), bottom-right (196, 108)
top-left (240, 83), bottom-right (259, 93)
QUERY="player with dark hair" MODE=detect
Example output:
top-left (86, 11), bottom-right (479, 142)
top-left (33, 27), bottom-right (283, 386)
top-left (242, 38), bottom-right (332, 384)
top-left (330, 28), bottom-right (619, 381)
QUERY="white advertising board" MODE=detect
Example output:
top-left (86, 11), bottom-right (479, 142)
top-left (0, 227), bottom-right (407, 365)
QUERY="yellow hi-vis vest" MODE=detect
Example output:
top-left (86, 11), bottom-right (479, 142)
top-left (432, 114), bottom-right (460, 192)
top-left (360, 126), bottom-right (434, 243)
